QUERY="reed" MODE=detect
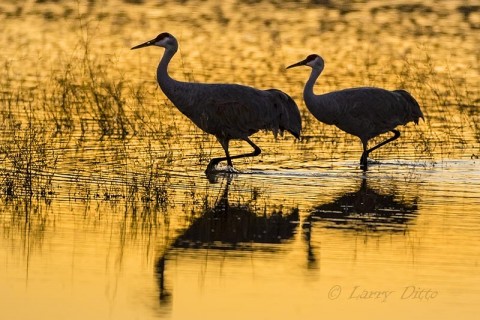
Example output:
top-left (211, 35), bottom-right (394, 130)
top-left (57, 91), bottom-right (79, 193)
top-left (0, 123), bottom-right (58, 199)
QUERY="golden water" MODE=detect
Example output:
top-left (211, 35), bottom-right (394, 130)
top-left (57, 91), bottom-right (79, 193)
top-left (0, 0), bottom-right (479, 319)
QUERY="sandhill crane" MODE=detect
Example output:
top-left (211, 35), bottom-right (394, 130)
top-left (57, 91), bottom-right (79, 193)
top-left (287, 54), bottom-right (424, 170)
top-left (131, 33), bottom-right (301, 173)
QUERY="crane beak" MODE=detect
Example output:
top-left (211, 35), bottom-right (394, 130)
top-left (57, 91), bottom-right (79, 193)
top-left (286, 59), bottom-right (308, 69)
top-left (131, 39), bottom-right (155, 50)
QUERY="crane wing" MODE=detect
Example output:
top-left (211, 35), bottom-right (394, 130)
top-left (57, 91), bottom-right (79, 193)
top-left (325, 88), bottom-right (419, 140)
top-left (179, 83), bottom-right (300, 140)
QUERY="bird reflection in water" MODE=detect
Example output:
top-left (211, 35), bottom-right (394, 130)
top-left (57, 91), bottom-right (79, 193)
top-left (155, 174), bottom-right (299, 307)
top-left (303, 177), bottom-right (419, 267)
top-left (304, 177), bottom-right (419, 233)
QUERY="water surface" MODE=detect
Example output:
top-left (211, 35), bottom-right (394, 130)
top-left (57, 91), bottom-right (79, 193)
top-left (0, 0), bottom-right (479, 319)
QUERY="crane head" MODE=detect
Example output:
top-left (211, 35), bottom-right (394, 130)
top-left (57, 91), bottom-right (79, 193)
top-left (286, 54), bottom-right (324, 70)
top-left (131, 32), bottom-right (178, 50)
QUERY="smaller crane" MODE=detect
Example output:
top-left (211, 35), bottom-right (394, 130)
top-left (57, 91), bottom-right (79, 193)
top-left (287, 54), bottom-right (424, 170)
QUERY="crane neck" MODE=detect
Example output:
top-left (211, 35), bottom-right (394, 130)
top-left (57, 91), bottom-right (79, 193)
top-left (156, 47), bottom-right (178, 89)
top-left (155, 46), bottom-right (194, 116)
top-left (302, 66), bottom-right (338, 125)
top-left (303, 67), bottom-right (322, 99)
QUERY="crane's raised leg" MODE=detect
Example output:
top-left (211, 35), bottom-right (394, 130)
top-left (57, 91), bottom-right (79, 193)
top-left (206, 138), bottom-right (261, 173)
top-left (360, 130), bottom-right (401, 171)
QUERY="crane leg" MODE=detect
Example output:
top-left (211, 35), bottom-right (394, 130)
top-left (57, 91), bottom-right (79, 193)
top-left (360, 141), bottom-right (369, 170)
top-left (206, 138), bottom-right (261, 173)
top-left (360, 130), bottom-right (400, 170)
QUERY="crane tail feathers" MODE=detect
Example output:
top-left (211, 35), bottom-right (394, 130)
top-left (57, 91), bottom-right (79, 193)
top-left (393, 89), bottom-right (424, 124)
top-left (266, 89), bottom-right (302, 139)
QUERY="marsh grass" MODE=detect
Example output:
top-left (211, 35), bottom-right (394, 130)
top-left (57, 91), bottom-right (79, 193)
top-left (397, 51), bottom-right (480, 157)
top-left (0, 122), bottom-right (59, 200)
top-left (129, 142), bottom-right (172, 208)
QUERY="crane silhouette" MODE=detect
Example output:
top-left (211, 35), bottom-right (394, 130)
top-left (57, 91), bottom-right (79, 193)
top-left (287, 54), bottom-right (424, 170)
top-left (131, 33), bottom-right (301, 173)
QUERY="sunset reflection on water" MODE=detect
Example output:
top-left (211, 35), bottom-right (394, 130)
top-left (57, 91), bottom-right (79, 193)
top-left (0, 0), bottom-right (479, 319)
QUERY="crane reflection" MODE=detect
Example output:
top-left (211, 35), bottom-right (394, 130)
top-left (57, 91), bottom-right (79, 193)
top-left (302, 176), bottom-right (419, 267)
top-left (155, 173), bottom-right (299, 307)
top-left (305, 177), bottom-right (419, 232)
